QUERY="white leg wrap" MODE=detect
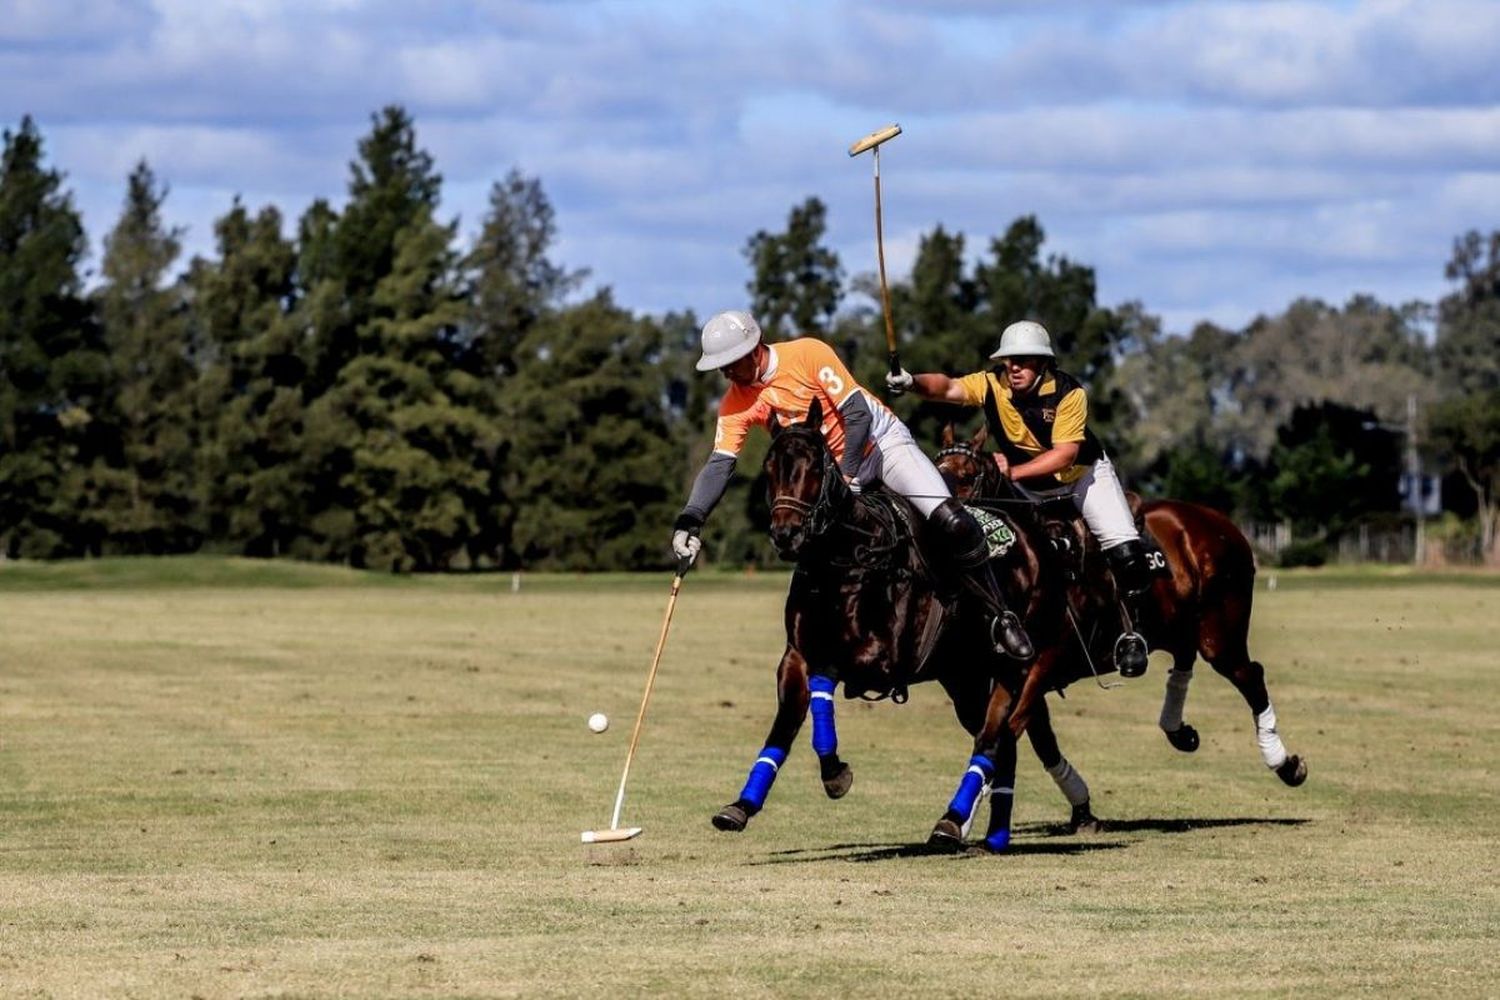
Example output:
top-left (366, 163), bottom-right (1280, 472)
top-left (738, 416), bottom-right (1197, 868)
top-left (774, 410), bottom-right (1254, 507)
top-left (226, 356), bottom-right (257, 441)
top-left (1046, 758), bottom-right (1090, 807)
top-left (1159, 669), bottom-right (1192, 732)
top-left (1255, 704), bottom-right (1288, 769)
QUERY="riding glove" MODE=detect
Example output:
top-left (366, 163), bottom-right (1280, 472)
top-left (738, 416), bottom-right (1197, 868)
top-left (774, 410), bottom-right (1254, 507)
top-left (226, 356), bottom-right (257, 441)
top-left (671, 529), bottom-right (702, 564)
top-left (885, 368), bottom-right (914, 394)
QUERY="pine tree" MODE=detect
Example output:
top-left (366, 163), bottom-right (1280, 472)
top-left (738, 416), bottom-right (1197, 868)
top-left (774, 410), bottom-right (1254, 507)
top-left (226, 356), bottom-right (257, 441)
top-left (466, 170), bottom-right (583, 376)
top-left (304, 212), bottom-right (496, 570)
top-left (465, 170), bottom-right (584, 567)
top-left (187, 199), bottom-right (306, 555)
top-left (298, 107), bottom-right (494, 567)
top-left (92, 160), bottom-right (198, 553)
top-left (504, 293), bottom-right (684, 570)
top-left (307, 106), bottom-right (441, 396)
top-left (0, 116), bottom-right (104, 557)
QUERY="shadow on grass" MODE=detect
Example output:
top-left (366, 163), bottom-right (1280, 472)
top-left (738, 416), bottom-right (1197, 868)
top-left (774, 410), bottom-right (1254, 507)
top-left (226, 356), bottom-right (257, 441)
top-left (751, 839), bottom-right (1129, 865)
top-left (1026, 816), bottom-right (1313, 836)
top-left (752, 816), bottom-right (1312, 864)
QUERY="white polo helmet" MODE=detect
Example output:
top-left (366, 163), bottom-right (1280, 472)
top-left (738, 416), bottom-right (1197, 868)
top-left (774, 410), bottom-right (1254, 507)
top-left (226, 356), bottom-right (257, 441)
top-left (989, 320), bottom-right (1054, 359)
top-left (696, 310), bottom-right (763, 371)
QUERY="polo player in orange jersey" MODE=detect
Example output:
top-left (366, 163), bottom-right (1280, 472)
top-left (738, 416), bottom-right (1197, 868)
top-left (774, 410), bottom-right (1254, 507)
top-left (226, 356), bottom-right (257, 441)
top-left (671, 309), bottom-right (1032, 660)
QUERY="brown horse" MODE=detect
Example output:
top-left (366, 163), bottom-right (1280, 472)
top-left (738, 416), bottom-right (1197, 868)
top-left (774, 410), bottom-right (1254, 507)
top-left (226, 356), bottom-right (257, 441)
top-left (935, 423), bottom-right (1307, 787)
top-left (708, 399), bottom-right (1096, 851)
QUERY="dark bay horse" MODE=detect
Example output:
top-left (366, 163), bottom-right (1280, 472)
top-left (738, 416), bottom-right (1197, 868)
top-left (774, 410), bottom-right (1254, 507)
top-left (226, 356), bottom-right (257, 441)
top-left (709, 400), bottom-right (1095, 852)
top-left (935, 423), bottom-right (1307, 787)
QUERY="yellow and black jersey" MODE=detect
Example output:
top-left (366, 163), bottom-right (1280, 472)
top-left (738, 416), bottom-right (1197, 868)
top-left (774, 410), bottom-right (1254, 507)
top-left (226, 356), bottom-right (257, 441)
top-left (951, 368), bottom-right (1103, 488)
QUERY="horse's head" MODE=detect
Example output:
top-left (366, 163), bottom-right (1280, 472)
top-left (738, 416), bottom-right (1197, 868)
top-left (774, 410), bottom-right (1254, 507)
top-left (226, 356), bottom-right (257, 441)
top-left (935, 423), bottom-right (992, 500)
top-left (764, 397), bottom-right (843, 560)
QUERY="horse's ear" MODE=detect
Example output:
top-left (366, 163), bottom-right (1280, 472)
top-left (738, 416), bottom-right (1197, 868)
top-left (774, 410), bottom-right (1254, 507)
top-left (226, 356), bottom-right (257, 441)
top-left (942, 423), bottom-right (955, 447)
top-left (805, 397), bottom-right (822, 429)
top-left (971, 424), bottom-right (987, 449)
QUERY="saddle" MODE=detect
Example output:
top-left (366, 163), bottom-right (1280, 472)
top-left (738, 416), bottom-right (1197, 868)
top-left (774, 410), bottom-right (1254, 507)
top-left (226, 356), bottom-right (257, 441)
top-left (1028, 491), bottom-right (1168, 586)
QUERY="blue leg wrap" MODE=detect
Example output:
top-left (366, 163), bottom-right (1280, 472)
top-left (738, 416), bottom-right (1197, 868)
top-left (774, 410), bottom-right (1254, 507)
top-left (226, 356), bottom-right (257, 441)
top-left (947, 755), bottom-right (995, 824)
top-left (738, 746), bottom-right (788, 810)
top-left (985, 785), bottom-right (1015, 852)
top-left (809, 675), bottom-right (838, 757)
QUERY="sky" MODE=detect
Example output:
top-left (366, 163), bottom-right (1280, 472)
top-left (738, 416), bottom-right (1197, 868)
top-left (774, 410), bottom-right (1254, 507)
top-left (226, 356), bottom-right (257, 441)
top-left (4, 0), bottom-right (1499, 336)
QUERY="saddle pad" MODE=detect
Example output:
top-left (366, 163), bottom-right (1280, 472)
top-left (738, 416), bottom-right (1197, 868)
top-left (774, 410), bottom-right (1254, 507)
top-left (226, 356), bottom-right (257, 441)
top-left (965, 505), bottom-right (1016, 559)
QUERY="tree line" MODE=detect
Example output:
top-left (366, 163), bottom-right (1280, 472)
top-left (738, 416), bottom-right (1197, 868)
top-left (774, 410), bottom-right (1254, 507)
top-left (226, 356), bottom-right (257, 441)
top-left (2, 107), bottom-right (1497, 570)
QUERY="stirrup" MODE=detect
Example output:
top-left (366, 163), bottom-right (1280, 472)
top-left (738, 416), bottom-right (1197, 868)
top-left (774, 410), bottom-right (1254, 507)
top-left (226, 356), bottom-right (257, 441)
top-left (991, 612), bottom-right (1035, 661)
top-left (1114, 630), bottom-right (1149, 678)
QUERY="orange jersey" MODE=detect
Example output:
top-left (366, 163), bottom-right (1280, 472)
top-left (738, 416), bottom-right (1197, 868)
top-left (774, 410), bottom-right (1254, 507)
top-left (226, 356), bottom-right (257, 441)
top-left (713, 339), bottom-right (897, 464)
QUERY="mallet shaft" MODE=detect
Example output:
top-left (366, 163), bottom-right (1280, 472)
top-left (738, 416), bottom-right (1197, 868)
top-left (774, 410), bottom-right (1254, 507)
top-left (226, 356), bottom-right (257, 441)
top-left (872, 155), bottom-right (899, 372)
top-left (607, 563), bottom-right (687, 830)
top-left (849, 122), bottom-right (905, 375)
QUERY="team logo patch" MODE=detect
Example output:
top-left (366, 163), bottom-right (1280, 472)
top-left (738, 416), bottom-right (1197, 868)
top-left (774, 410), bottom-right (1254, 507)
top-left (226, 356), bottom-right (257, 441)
top-left (965, 506), bottom-right (1016, 559)
top-left (1040, 407), bottom-right (1056, 423)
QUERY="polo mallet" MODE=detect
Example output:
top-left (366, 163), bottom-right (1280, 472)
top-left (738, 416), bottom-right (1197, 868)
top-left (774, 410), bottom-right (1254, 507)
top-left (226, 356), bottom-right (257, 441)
top-left (848, 123), bottom-right (904, 376)
top-left (580, 554), bottom-right (694, 844)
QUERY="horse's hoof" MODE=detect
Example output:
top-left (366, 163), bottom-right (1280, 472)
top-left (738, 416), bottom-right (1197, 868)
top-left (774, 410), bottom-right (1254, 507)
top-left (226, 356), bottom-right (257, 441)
top-left (965, 830), bottom-right (1012, 855)
top-left (1276, 754), bottom-right (1308, 787)
top-left (711, 803), bottom-right (750, 832)
top-left (821, 762), bottom-right (853, 800)
top-left (1069, 802), bottom-right (1103, 835)
top-left (927, 817), bottom-right (966, 853)
top-left (1165, 723), bottom-right (1200, 753)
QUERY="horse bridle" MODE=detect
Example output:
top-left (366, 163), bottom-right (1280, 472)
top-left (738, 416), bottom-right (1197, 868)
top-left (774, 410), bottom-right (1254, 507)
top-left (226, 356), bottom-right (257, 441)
top-left (938, 440), bottom-right (1048, 514)
top-left (935, 441), bottom-right (995, 497)
top-left (769, 429), bottom-right (842, 543)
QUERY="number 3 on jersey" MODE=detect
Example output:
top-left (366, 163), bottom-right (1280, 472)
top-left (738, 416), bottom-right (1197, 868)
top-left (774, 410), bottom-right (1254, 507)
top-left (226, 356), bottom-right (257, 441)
top-left (817, 366), bottom-right (844, 397)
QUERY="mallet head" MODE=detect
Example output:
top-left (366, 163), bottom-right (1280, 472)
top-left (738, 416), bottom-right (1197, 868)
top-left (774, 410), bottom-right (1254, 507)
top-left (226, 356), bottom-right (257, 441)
top-left (581, 827), bottom-right (643, 844)
top-left (849, 123), bottom-right (902, 157)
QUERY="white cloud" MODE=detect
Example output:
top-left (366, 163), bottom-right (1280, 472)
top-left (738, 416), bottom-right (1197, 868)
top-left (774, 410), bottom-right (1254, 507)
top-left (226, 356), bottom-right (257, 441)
top-left (2, 0), bottom-right (1496, 333)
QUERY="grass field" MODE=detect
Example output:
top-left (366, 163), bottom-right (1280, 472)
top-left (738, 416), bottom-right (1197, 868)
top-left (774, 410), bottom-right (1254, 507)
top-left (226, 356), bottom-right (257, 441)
top-left (1, 558), bottom-right (1497, 998)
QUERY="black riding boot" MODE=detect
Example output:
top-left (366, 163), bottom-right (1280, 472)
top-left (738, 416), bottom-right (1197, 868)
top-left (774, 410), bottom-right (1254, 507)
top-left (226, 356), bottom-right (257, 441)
top-left (1107, 540), bottom-right (1152, 678)
top-left (929, 499), bottom-right (1034, 660)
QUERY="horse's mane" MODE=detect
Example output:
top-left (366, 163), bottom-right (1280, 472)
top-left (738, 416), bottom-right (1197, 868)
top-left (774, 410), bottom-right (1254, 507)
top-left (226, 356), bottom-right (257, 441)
top-left (766, 420), bottom-right (928, 576)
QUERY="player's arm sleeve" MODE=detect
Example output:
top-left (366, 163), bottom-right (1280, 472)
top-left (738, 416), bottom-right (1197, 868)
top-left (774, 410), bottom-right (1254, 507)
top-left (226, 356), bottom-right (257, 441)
top-left (1053, 388), bottom-right (1088, 444)
top-left (951, 372), bottom-right (992, 408)
top-left (837, 392), bottom-right (874, 478)
top-left (675, 453), bottom-right (737, 531)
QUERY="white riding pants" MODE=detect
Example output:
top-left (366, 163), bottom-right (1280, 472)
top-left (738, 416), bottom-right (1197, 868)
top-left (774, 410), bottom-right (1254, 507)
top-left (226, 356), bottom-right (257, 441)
top-left (855, 424), bottom-right (951, 519)
top-left (1019, 453), bottom-right (1139, 550)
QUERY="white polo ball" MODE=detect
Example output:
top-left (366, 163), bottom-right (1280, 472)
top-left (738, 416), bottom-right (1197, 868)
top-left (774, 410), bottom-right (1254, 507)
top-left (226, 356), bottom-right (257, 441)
top-left (588, 712), bottom-right (609, 734)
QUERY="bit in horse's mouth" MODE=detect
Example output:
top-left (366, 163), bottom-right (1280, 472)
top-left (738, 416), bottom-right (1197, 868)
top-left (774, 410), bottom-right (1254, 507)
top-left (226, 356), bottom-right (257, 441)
top-left (773, 532), bottom-right (803, 560)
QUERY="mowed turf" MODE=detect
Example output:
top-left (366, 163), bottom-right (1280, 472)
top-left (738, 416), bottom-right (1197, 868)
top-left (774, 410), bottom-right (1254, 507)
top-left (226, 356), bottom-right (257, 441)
top-left (1, 559), bottom-right (1496, 998)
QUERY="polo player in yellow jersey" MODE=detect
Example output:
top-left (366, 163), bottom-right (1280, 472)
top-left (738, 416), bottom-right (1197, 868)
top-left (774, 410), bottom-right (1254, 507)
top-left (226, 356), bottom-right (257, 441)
top-left (671, 309), bottom-right (1033, 660)
top-left (887, 320), bottom-right (1152, 677)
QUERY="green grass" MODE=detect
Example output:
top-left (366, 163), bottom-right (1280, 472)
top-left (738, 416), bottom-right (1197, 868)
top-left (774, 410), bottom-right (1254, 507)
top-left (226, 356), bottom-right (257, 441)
top-left (1, 559), bottom-right (1497, 997)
